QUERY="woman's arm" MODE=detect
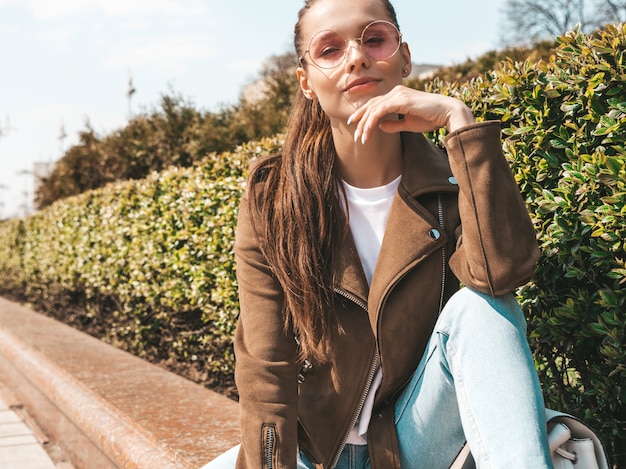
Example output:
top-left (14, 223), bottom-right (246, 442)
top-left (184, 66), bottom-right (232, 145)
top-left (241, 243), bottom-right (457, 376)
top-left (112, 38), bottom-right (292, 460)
top-left (443, 121), bottom-right (540, 295)
top-left (348, 86), bottom-right (539, 294)
top-left (233, 196), bottom-right (300, 468)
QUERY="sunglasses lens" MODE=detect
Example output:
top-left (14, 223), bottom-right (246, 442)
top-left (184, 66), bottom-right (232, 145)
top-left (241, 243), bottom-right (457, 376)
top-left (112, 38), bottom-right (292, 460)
top-left (306, 21), bottom-right (400, 69)
top-left (309, 30), bottom-right (346, 69)
top-left (361, 21), bottom-right (400, 60)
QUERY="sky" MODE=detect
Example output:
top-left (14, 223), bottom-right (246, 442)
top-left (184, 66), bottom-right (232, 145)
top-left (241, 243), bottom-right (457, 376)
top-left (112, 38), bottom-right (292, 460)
top-left (0, 0), bottom-right (506, 219)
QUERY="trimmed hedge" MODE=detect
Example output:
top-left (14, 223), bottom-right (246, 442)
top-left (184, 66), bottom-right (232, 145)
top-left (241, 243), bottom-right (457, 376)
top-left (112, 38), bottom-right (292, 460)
top-left (428, 24), bottom-right (625, 463)
top-left (0, 136), bottom-right (282, 387)
top-left (0, 25), bottom-right (624, 464)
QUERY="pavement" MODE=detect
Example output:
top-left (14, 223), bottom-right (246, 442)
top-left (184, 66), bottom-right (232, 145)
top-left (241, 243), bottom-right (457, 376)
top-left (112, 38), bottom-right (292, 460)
top-left (0, 380), bottom-right (72, 469)
top-left (0, 296), bottom-right (240, 468)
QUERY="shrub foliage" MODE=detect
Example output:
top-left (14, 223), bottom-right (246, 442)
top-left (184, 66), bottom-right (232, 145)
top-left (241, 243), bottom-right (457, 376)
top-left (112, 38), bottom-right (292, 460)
top-left (424, 25), bottom-right (625, 462)
top-left (1, 137), bottom-right (282, 391)
top-left (0, 25), bottom-right (624, 464)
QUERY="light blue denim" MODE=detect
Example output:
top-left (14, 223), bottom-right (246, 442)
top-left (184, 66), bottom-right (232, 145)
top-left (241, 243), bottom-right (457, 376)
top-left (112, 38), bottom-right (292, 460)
top-left (202, 288), bottom-right (553, 469)
top-left (392, 287), bottom-right (553, 469)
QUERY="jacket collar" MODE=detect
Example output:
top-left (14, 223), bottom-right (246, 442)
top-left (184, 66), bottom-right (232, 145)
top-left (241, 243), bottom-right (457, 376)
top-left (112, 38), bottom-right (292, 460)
top-left (335, 132), bottom-right (457, 311)
top-left (398, 131), bottom-right (456, 197)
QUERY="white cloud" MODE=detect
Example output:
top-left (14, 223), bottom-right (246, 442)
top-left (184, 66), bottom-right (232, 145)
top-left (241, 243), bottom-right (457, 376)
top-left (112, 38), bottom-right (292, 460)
top-left (11, 0), bottom-right (208, 21)
top-left (2, 0), bottom-right (217, 70)
top-left (17, 104), bottom-right (86, 128)
top-left (103, 33), bottom-right (216, 73)
top-left (227, 59), bottom-right (263, 74)
top-left (95, 0), bottom-right (208, 19)
top-left (0, 22), bottom-right (19, 33)
top-left (33, 25), bottom-right (75, 47)
top-left (115, 18), bottom-right (154, 32)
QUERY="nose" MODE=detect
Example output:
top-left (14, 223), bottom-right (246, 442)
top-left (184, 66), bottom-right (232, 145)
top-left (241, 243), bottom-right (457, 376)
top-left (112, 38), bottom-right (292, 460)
top-left (344, 39), bottom-right (370, 70)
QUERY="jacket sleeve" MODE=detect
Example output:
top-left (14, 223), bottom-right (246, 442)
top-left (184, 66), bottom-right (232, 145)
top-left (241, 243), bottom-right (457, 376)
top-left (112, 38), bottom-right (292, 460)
top-left (444, 121), bottom-right (540, 296)
top-left (233, 195), bottom-right (300, 469)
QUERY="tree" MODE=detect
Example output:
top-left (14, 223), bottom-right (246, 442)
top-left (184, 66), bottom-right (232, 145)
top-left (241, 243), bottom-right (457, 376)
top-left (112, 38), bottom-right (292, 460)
top-left (502, 0), bottom-right (626, 45)
top-left (234, 53), bottom-right (299, 141)
top-left (36, 124), bottom-right (110, 208)
top-left (598, 0), bottom-right (626, 23)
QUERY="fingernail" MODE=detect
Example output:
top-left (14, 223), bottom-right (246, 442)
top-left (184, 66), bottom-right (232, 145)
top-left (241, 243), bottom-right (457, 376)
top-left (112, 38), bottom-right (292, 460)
top-left (347, 114), bottom-right (354, 125)
top-left (354, 130), bottom-right (359, 143)
top-left (360, 124), bottom-right (369, 144)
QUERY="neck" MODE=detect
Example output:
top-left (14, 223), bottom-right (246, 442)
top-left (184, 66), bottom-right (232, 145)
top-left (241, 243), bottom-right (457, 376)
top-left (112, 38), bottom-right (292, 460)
top-left (331, 121), bottom-right (403, 188)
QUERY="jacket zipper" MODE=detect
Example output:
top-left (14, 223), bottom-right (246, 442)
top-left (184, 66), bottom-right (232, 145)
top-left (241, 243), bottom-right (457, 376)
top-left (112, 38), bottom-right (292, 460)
top-left (437, 193), bottom-right (447, 314)
top-left (263, 423), bottom-right (277, 469)
top-left (329, 197), bottom-right (445, 467)
top-left (331, 287), bottom-right (379, 469)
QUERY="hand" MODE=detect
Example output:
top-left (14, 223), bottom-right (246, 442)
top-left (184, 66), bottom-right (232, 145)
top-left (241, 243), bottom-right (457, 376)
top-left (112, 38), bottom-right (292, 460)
top-left (347, 85), bottom-right (476, 144)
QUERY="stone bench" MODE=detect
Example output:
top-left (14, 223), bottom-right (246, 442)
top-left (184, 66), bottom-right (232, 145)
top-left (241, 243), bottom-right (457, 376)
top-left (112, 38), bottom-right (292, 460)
top-left (0, 296), bottom-right (239, 468)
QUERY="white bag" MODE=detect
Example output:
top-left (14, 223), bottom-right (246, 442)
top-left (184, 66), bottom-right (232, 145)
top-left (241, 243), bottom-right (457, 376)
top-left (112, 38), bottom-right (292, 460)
top-left (450, 409), bottom-right (610, 469)
top-left (546, 409), bottom-right (610, 469)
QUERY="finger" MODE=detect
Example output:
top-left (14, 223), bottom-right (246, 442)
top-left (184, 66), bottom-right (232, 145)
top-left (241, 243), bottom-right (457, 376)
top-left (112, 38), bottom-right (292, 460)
top-left (347, 106), bottom-right (366, 126)
top-left (351, 87), bottom-right (410, 143)
top-left (378, 117), bottom-right (409, 135)
top-left (351, 97), bottom-right (381, 141)
top-left (348, 106), bottom-right (372, 144)
top-left (358, 102), bottom-right (401, 143)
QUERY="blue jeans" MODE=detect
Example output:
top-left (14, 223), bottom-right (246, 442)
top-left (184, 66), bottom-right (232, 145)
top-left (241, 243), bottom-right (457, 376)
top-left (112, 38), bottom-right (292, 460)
top-left (392, 287), bottom-right (552, 468)
top-left (203, 288), bottom-right (553, 469)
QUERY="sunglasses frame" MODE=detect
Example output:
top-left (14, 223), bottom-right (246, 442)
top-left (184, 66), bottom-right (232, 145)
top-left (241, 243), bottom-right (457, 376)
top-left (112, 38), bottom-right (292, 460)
top-left (299, 20), bottom-right (403, 69)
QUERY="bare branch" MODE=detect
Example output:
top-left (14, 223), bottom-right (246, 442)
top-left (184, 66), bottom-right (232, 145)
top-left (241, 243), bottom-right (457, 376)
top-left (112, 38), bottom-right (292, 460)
top-left (501, 0), bottom-right (616, 45)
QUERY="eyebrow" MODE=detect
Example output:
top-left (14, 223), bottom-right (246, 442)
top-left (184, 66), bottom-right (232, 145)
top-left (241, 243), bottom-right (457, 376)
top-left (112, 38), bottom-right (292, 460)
top-left (308, 19), bottom-right (386, 40)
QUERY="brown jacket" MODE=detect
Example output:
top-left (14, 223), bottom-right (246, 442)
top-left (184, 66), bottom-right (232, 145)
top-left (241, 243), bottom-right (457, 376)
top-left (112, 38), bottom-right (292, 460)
top-left (233, 121), bottom-right (540, 469)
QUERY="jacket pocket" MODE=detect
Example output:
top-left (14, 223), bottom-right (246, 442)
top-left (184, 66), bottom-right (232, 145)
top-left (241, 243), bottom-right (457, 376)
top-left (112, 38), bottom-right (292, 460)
top-left (262, 423), bottom-right (277, 469)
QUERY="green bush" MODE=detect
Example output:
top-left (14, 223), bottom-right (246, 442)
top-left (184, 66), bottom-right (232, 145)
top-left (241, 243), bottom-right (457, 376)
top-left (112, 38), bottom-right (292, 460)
top-left (406, 40), bottom-right (557, 90)
top-left (0, 24), bottom-right (624, 464)
top-left (428, 24), bottom-right (625, 464)
top-left (0, 136), bottom-right (282, 389)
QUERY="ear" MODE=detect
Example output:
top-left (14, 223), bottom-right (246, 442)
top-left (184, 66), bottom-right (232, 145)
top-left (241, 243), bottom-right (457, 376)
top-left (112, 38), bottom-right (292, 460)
top-left (400, 42), bottom-right (412, 77)
top-left (297, 66), bottom-right (317, 100)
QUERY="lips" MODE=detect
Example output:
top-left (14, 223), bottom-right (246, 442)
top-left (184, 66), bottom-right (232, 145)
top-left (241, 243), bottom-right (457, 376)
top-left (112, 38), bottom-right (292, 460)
top-left (344, 77), bottom-right (381, 93)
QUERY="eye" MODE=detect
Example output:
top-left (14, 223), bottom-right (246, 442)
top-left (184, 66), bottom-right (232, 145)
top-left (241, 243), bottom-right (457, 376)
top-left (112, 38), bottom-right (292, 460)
top-left (362, 21), bottom-right (398, 52)
top-left (310, 32), bottom-right (345, 60)
top-left (318, 45), bottom-right (343, 57)
top-left (363, 34), bottom-right (386, 47)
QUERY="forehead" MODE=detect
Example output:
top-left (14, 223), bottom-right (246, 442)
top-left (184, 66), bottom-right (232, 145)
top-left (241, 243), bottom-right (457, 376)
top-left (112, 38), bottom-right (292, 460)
top-left (301, 0), bottom-right (392, 40)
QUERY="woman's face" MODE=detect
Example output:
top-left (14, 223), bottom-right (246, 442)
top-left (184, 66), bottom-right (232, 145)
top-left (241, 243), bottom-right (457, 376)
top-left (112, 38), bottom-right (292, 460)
top-left (297, 0), bottom-right (411, 123)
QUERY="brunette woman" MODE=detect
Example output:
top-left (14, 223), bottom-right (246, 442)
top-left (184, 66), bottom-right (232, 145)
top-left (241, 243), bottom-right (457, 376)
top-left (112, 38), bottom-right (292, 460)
top-left (214, 0), bottom-right (553, 467)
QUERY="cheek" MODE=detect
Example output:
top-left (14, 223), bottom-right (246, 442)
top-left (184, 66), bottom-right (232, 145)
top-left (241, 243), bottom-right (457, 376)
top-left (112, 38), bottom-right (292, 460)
top-left (316, 87), bottom-right (357, 118)
top-left (307, 73), bottom-right (346, 111)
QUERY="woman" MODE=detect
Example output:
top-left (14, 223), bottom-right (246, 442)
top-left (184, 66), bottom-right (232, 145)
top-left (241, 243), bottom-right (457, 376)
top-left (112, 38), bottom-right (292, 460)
top-left (229, 0), bottom-right (553, 467)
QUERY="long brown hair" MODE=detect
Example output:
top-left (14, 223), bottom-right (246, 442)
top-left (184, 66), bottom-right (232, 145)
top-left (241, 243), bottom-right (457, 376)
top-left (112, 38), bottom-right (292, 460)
top-left (246, 0), bottom-right (400, 362)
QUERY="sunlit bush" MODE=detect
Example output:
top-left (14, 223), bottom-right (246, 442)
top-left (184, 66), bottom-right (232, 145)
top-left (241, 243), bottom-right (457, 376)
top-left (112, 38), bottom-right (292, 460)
top-left (0, 136), bottom-right (282, 388)
top-left (429, 24), bottom-right (625, 464)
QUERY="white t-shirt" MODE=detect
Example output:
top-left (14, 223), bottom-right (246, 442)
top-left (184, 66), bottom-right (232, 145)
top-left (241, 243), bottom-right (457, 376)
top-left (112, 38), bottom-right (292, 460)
top-left (340, 175), bottom-right (401, 445)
